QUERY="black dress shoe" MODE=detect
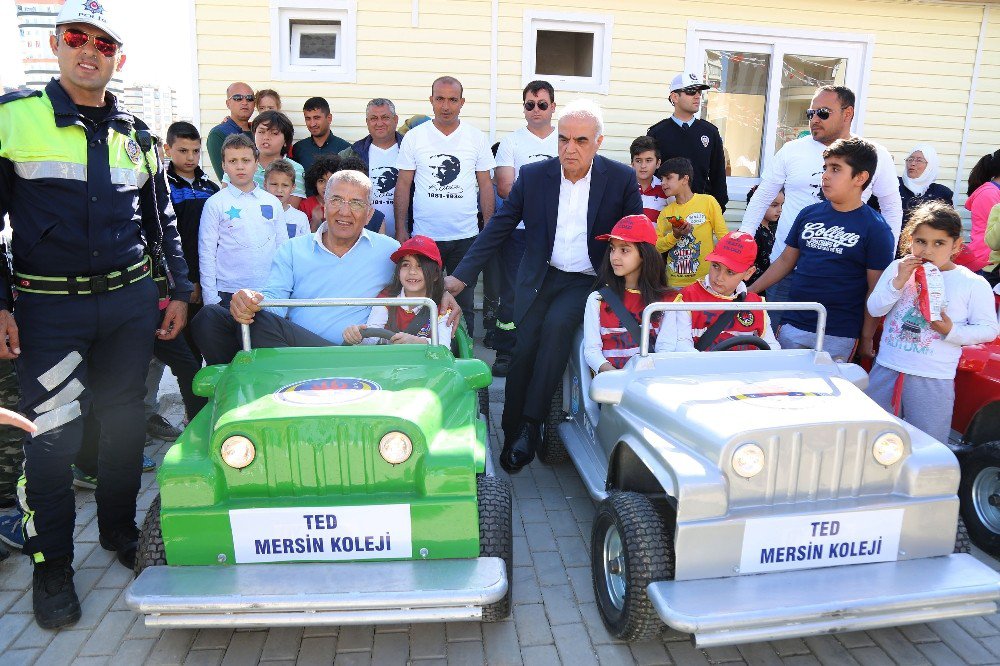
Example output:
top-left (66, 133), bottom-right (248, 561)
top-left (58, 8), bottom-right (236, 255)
top-left (33, 555), bottom-right (81, 629)
top-left (100, 526), bottom-right (139, 570)
top-left (500, 424), bottom-right (538, 474)
top-left (492, 353), bottom-right (511, 377)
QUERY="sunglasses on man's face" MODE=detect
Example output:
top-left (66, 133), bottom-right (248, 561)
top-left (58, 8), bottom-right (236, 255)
top-left (806, 106), bottom-right (845, 121)
top-left (60, 28), bottom-right (119, 58)
top-left (229, 94), bottom-right (255, 103)
top-left (677, 88), bottom-right (703, 97)
top-left (523, 100), bottom-right (550, 111)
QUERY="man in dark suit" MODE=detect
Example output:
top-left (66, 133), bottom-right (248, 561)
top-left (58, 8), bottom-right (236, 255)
top-left (444, 100), bottom-right (642, 473)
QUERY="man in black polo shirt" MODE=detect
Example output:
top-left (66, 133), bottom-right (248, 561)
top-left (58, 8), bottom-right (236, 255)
top-left (647, 71), bottom-right (729, 211)
top-left (291, 97), bottom-right (350, 172)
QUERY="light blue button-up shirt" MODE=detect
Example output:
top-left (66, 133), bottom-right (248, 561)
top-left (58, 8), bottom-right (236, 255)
top-left (261, 224), bottom-right (400, 344)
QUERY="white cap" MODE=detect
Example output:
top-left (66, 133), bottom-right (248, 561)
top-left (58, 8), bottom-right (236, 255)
top-left (55, 0), bottom-right (125, 45)
top-left (669, 71), bottom-right (710, 93)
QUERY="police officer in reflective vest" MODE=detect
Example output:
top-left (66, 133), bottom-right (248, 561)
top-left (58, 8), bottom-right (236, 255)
top-left (0, 0), bottom-right (191, 629)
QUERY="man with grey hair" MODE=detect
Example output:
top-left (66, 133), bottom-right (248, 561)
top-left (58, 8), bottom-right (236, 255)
top-left (445, 99), bottom-right (642, 473)
top-left (192, 169), bottom-right (406, 364)
top-left (341, 98), bottom-right (405, 236)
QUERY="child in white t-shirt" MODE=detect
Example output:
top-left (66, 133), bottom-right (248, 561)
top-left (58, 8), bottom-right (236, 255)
top-left (264, 160), bottom-right (310, 239)
top-left (866, 202), bottom-right (999, 443)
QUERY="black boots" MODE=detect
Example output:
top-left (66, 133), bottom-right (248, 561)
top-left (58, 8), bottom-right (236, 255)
top-left (100, 525), bottom-right (139, 570)
top-left (33, 555), bottom-right (81, 629)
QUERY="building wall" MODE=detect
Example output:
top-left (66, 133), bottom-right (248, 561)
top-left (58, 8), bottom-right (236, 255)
top-left (195, 0), bottom-right (994, 220)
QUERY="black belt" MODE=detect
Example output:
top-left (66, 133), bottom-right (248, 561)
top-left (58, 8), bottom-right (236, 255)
top-left (15, 256), bottom-right (152, 295)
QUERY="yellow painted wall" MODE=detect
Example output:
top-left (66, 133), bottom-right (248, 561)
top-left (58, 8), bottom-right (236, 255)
top-left (196, 0), bottom-right (994, 221)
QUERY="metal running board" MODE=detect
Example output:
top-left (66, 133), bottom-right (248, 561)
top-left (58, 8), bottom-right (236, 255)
top-left (127, 557), bottom-right (507, 628)
top-left (648, 554), bottom-right (1000, 647)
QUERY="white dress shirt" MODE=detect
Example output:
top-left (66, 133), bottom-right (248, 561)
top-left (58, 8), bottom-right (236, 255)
top-left (550, 164), bottom-right (595, 275)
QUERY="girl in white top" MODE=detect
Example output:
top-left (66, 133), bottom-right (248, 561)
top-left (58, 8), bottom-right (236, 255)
top-left (342, 236), bottom-right (453, 345)
top-left (866, 202), bottom-right (999, 443)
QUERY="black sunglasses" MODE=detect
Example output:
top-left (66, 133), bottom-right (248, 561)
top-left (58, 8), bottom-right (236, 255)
top-left (523, 100), bottom-right (550, 111)
top-left (229, 94), bottom-right (255, 103)
top-left (677, 88), bottom-right (704, 96)
top-left (805, 106), bottom-right (846, 121)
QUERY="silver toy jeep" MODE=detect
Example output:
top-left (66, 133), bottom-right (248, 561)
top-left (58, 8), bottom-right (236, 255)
top-left (542, 301), bottom-right (1000, 647)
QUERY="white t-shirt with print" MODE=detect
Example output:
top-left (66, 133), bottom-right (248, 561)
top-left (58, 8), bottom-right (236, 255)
top-left (496, 126), bottom-right (558, 230)
top-left (397, 121), bottom-right (495, 240)
top-left (368, 143), bottom-right (400, 237)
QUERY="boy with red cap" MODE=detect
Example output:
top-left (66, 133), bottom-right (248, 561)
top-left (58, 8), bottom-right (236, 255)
top-left (583, 215), bottom-right (673, 373)
top-left (343, 235), bottom-right (454, 345)
top-left (660, 231), bottom-right (780, 352)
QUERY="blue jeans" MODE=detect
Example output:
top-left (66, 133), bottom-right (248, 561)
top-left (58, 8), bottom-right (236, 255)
top-left (766, 273), bottom-right (794, 328)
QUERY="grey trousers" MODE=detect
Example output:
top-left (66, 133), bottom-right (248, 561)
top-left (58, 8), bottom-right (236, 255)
top-left (865, 363), bottom-right (955, 444)
top-left (777, 324), bottom-right (858, 363)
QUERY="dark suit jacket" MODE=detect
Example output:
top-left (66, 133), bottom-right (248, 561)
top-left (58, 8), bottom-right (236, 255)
top-left (453, 154), bottom-right (642, 323)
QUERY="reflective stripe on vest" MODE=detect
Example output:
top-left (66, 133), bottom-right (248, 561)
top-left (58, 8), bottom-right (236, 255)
top-left (0, 91), bottom-right (157, 185)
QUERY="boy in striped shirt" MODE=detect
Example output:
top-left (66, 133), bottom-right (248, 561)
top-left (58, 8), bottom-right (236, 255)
top-left (630, 136), bottom-right (669, 223)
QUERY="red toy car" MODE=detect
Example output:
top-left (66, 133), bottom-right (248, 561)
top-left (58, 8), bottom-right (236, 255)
top-left (953, 293), bottom-right (1000, 556)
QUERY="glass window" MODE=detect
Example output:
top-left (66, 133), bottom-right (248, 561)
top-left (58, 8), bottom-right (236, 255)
top-left (703, 49), bottom-right (770, 178)
top-left (290, 21), bottom-right (341, 66)
top-left (774, 55), bottom-right (847, 152)
top-left (535, 30), bottom-right (594, 78)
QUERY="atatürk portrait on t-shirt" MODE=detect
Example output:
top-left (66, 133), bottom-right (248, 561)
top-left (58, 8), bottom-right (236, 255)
top-left (429, 154), bottom-right (461, 187)
top-left (372, 166), bottom-right (399, 194)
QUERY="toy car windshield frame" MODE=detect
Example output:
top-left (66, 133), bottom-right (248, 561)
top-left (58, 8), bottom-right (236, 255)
top-left (636, 301), bottom-right (828, 355)
top-left (240, 297), bottom-right (441, 351)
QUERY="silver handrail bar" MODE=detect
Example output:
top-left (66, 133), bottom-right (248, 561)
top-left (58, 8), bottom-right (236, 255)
top-left (638, 301), bottom-right (828, 356)
top-left (240, 297), bottom-right (439, 351)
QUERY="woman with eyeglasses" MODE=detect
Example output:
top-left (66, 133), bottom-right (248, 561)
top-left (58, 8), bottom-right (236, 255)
top-left (964, 149), bottom-right (1000, 273)
top-left (898, 145), bottom-right (954, 223)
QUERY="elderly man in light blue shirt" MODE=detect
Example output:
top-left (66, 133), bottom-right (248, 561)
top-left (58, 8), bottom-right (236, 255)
top-left (192, 170), bottom-right (458, 364)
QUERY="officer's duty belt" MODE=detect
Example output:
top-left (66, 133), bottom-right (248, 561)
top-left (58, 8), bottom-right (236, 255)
top-left (15, 256), bottom-right (152, 295)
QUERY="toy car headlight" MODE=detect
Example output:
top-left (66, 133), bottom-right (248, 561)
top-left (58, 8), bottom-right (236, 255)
top-left (379, 431), bottom-right (412, 465)
top-left (732, 443), bottom-right (765, 478)
top-left (872, 432), bottom-right (904, 466)
top-left (221, 435), bottom-right (255, 469)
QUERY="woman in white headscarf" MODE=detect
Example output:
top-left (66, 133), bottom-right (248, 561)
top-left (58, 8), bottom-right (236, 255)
top-left (898, 144), bottom-right (954, 221)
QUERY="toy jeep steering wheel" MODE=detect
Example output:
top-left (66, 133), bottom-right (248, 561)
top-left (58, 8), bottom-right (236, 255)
top-left (361, 327), bottom-right (397, 341)
top-left (709, 335), bottom-right (770, 352)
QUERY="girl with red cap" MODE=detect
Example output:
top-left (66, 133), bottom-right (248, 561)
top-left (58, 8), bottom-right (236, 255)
top-left (343, 235), bottom-right (454, 345)
top-left (583, 215), bottom-right (673, 373)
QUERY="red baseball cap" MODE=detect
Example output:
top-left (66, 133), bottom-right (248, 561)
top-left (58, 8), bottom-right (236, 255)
top-left (391, 235), bottom-right (443, 268)
top-left (595, 215), bottom-right (658, 246)
top-left (705, 231), bottom-right (757, 273)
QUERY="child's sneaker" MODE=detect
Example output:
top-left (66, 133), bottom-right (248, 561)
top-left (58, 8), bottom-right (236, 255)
top-left (0, 509), bottom-right (25, 550)
top-left (71, 465), bottom-right (97, 490)
top-left (143, 454), bottom-right (156, 473)
top-left (146, 414), bottom-right (182, 441)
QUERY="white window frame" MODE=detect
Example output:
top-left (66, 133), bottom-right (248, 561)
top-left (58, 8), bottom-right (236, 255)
top-left (522, 11), bottom-right (613, 95)
top-left (685, 22), bottom-right (874, 201)
top-left (270, 0), bottom-right (356, 83)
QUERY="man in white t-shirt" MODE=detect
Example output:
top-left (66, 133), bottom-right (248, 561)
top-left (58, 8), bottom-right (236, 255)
top-left (395, 76), bottom-right (496, 333)
top-left (739, 85), bottom-right (903, 326)
top-left (490, 80), bottom-right (558, 375)
top-left (340, 98), bottom-right (404, 237)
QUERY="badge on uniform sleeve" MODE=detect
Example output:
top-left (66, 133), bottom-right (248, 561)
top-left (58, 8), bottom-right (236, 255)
top-left (260, 204), bottom-right (274, 220)
top-left (125, 138), bottom-right (141, 165)
top-left (701, 135), bottom-right (710, 148)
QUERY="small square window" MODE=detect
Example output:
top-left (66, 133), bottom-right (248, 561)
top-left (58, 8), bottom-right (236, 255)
top-left (290, 20), bottom-right (341, 67)
top-left (523, 12), bottom-right (613, 94)
top-left (270, 0), bottom-right (356, 82)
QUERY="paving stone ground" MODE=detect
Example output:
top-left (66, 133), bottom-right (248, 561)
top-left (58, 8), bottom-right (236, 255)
top-left (3, 339), bottom-right (1000, 665)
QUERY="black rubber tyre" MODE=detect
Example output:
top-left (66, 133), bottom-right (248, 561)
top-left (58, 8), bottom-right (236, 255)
top-left (134, 494), bottom-right (167, 578)
top-left (478, 387), bottom-right (490, 423)
top-left (955, 515), bottom-right (971, 554)
top-left (959, 441), bottom-right (1000, 557)
top-left (591, 492), bottom-right (674, 641)
top-left (538, 380), bottom-right (569, 464)
top-left (477, 474), bottom-right (512, 622)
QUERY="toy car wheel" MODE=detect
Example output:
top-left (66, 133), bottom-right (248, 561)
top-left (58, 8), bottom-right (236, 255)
top-left (134, 494), bottom-right (167, 578)
top-left (955, 515), bottom-right (971, 554)
top-left (959, 441), bottom-right (1000, 556)
top-left (478, 387), bottom-right (490, 422)
top-left (591, 492), bottom-right (674, 641)
top-left (477, 474), bottom-right (512, 621)
top-left (539, 381), bottom-right (569, 464)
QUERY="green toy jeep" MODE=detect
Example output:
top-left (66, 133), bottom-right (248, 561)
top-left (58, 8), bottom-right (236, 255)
top-left (125, 298), bottom-right (511, 629)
